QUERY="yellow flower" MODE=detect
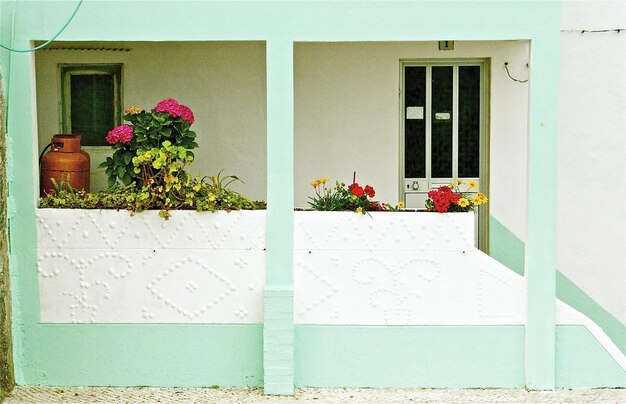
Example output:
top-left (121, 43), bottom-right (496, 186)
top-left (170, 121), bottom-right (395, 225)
top-left (472, 193), bottom-right (489, 205)
top-left (355, 207), bottom-right (363, 214)
top-left (193, 184), bottom-right (201, 192)
top-left (457, 197), bottom-right (469, 207)
top-left (467, 180), bottom-right (478, 189)
top-left (448, 180), bottom-right (459, 187)
top-left (124, 106), bottom-right (141, 115)
top-left (397, 201), bottom-right (405, 209)
top-left (310, 179), bottom-right (320, 188)
top-left (320, 178), bottom-right (329, 185)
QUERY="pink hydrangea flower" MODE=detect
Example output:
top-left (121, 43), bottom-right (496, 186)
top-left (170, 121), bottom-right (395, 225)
top-left (155, 98), bottom-right (182, 118)
top-left (106, 125), bottom-right (134, 144)
top-left (179, 104), bottom-right (195, 125)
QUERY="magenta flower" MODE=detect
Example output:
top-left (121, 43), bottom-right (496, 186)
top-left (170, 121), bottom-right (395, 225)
top-left (179, 104), bottom-right (195, 125)
top-left (106, 125), bottom-right (134, 144)
top-left (155, 98), bottom-right (182, 118)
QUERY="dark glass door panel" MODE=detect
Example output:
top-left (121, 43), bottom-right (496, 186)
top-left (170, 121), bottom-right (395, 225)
top-left (431, 66), bottom-right (453, 178)
top-left (404, 66), bottom-right (426, 178)
top-left (458, 66), bottom-right (480, 178)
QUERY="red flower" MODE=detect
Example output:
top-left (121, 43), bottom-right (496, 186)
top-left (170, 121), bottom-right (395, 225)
top-left (348, 183), bottom-right (365, 198)
top-left (155, 98), bottom-right (182, 118)
top-left (179, 104), bottom-right (195, 125)
top-left (105, 125), bottom-right (133, 144)
top-left (364, 185), bottom-right (375, 198)
top-left (428, 186), bottom-right (461, 213)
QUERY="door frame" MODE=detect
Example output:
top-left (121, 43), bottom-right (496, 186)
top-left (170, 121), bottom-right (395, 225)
top-left (398, 58), bottom-right (491, 252)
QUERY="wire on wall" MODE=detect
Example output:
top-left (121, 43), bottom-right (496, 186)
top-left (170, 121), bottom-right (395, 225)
top-left (504, 62), bottom-right (528, 83)
top-left (40, 47), bottom-right (131, 52)
top-left (0, 0), bottom-right (84, 53)
top-left (561, 29), bottom-right (623, 34)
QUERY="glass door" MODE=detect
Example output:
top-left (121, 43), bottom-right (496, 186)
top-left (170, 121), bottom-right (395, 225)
top-left (401, 60), bottom-right (488, 249)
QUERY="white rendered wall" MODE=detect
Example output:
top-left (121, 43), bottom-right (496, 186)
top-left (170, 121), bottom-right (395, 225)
top-left (35, 209), bottom-right (625, 370)
top-left (34, 41), bottom-right (267, 201)
top-left (558, 1), bottom-right (626, 324)
top-left (294, 41), bottom-right (530, 243)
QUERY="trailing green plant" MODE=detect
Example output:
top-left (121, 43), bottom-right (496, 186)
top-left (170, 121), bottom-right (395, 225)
top-left (39, 174), bottom-right (265, 219)
top-left (99, 99), bottom-right (198, 187)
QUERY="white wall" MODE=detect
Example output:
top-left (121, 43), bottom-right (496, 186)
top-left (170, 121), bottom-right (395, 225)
top-left (294, 41), bottom-right (530, 242)
top-left (35, 41), bottom-right (267, 200)
top-left (558, 1), bottom-right (626, 324)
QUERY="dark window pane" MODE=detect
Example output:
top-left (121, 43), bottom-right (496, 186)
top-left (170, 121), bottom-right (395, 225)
top-left (431, 66), bottom-right (453, 178)
top-left (404, 66), bottom-right (426, 178)
top-left (70, 74), bottom-right (114, 146)
top-left (458, 66), bottom-right (480, 178)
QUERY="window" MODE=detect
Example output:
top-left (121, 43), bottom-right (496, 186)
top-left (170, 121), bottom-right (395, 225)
top-left (60, 64), bottom-right (122, 146)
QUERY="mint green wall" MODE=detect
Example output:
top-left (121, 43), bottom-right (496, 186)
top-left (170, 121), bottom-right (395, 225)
top-left (490, 216), bottom-right (626, 355)
top-left (295, 326), bottom-right (526, 388)
top-left (22, 325), bottom-right (263, 387)
top-left (0, 0), bottom-right (576, 390)
top-left (295, 325), bottom-right (624, 388)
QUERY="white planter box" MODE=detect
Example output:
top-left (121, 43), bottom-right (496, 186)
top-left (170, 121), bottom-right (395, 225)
top-left (37, 209), bottom-right (267, 323)
top-left (36, 209), bottom-right (518, 325)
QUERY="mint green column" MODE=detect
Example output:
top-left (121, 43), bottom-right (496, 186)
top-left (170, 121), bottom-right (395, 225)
top-left (525, 32), bottom-right (560, 389)
top-left (264, 39), bottom-right (294, 396)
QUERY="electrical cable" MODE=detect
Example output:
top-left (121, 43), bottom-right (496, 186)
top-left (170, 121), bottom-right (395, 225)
top-left (0, 0), bottom-right (84, 53)
top-left (504, 62), bottom-right (528, 83)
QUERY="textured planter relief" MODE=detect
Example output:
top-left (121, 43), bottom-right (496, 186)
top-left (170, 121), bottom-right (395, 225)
top-left (293, 212), bottom-right (528, 325)
top-left (37, 210), bottom-right (266, 323)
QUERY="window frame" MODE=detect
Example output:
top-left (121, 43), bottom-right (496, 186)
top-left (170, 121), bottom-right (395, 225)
top-left (59, 63), bottom-right (123, 147)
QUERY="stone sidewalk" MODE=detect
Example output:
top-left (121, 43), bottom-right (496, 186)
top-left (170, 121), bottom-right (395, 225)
top-left (2, 386), bottom-right (625, 403)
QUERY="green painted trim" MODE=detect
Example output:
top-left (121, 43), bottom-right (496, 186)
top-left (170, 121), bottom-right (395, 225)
top-left (20, 324), bottom-right (263, 387)
top-left (490, 217), bottom-right (626, 356)
top-left (294, 325), bottom-right (526, 388)
top-left (265, 39), bottom-right (293, 288)
top-left (294, 325), bottom-right (624, 389)
top-left (525, 24), bottom-right (561, 389)
top-left (489, 216), bottom-right (525, 276)
top-left (264, 288), bottom-right (294, 395)
top-left (264, 40), bottom-right (294, 395)
top-left (59, 63), bottom-right (123, 142)
top-left (556, 325), bottom-right (625, 388)
top-left (6, 38), bottom-right (39, 386)
top-left (557, 273), bottom-right (626, 356)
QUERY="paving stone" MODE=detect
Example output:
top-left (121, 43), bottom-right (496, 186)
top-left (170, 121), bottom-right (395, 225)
top-left (2, 386), bottom-right (625, 403)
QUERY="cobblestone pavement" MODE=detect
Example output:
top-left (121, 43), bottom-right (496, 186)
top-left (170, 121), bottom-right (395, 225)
top-left (2, 386), bottom-right (625, 404)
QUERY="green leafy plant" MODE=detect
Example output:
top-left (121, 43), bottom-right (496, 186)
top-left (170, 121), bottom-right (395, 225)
top-left (308, 176), bottom-right (390, 214)
top-left (39, 174), bottom-right (264, 219)
top-left (99, 99), bottom-right (198, 187)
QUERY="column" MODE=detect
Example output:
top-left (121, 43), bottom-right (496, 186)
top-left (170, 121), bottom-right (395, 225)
top-left (525, 35), bottom-right (560, 390)
top-left (263, 39), bottom-right (294, 396)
